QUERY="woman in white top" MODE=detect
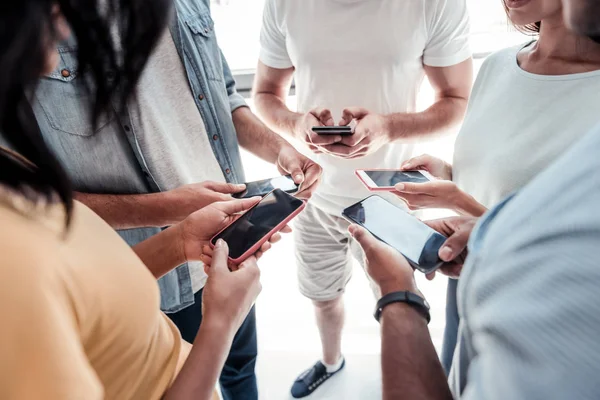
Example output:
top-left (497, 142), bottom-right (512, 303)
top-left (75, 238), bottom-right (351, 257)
top-left (393, 0), bottom-right (600, 373)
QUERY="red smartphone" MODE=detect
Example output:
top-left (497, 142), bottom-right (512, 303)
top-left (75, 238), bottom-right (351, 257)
top-left (210, 189), bottom-right (306, 264)
top-left (355, 169), bottom-right (435, 191)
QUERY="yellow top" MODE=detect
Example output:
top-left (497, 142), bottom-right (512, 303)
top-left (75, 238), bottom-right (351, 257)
top-left (0, 188), bottom-right (193, 399)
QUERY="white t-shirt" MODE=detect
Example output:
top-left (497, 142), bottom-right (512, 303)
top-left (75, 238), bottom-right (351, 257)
top-left (130, 30), bottom-right (226, 293)
top-left (259, 0), bottom-right (471, 216)
top-left (453, 42), bottom-right (600, 209)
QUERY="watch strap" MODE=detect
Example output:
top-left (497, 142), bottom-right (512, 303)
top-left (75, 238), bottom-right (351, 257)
top-left (374, 291), bottom-right (431, 324)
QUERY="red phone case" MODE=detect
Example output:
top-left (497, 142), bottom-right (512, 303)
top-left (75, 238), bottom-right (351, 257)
top-left (355, 169), bottom-right (400, 192)
top-left (209, 192), bottom-right (306, 265)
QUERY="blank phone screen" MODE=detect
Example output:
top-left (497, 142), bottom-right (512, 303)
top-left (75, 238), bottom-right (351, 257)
top-left (343, 196), bottom-right (445, 272)
top-left (212, 190), bottom-right (304, 259)
top-left (365, 170), bottom-right (430, 187)
top-left (235, 176), bottom-right (298, 198)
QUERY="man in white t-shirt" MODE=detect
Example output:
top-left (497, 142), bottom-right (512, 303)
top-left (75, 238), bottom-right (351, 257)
top-left (253, 0), bottom-right (473, 397)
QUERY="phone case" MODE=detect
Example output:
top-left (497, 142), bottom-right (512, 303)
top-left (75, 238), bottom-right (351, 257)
top-left (209, 191), bottom-right (306, 265)
top-left (354, 169), bottom-right (397, 191)
top-left (355, 169), bottom-right (433, 191)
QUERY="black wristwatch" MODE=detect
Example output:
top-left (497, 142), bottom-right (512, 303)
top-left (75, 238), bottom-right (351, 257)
top-left (374, 291), bottom-right (431, 324)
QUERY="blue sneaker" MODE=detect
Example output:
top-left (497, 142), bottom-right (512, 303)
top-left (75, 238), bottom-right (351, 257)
top-left (291, 359), bottom-right (346, 398)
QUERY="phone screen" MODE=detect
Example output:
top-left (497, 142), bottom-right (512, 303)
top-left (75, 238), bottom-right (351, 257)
top-left (365, 170), bottom-right (430, 187)
top-left (343, 196), bottom-right (445, 272)
top-left (212, 189), bottom-right (304, 259)
top-left (234, 175), bottom-right (299, 199)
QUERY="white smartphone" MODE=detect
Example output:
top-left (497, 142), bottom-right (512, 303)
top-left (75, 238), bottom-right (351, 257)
top-left (355, 169), bottom-right (435, 191)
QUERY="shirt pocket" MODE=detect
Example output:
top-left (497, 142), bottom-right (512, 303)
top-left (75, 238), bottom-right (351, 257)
top-left (184, 12), bottom-right (225, 82)
top-left (34, 46), bottom-right (115, 137)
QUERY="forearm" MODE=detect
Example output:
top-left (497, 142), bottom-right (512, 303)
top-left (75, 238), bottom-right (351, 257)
top-left (75, 192), bottom-right (175, 229)
top-left (453, 192), bottom-right (488, 217)
top-left (388, 96), bottom-right (468, 142)
top-left (132, 226), bottom-right (186, 279)
top-left (164, 319), bottom-right (235, 400)
top-left (252, 92), bottom-right (301, 140)
top-left (381, 303), bottom-right (452, 400)
top-left (233, 106), bottom-right (293, 164)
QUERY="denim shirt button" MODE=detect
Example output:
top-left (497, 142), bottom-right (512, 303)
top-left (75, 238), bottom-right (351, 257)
top-left (225, 168), bottom-right (231, 174)
top-left (213, 134), bottom-right (219, 141)
top-left (198, 94), bottom-right (205, 101)
top-left (61, 69), bottom-right (71, 78)
top-left (124, 125), bottom-right (131, 132)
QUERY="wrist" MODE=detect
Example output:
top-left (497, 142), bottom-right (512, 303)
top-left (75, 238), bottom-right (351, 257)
top-left (453, 191), bottom-right (486, 217)
top-left (197, 313), bottom-right (238, 344)
top-left (379, 280), bottom-right (418, 297)
top-left (380, 301), bottom-right (428, 327)
top-left (385, 113), bottom-right (408, 141)
top-left (156, 190), bottom-right (185, 226)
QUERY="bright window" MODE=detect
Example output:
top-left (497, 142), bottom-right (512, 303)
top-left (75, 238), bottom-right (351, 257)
top-left (211, 0), bottom-right (529, 73)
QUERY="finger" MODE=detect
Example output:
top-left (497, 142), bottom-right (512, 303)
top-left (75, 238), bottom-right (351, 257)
top-left (200, 254), bottom-right (212, 268)
top-left (401, 154), bottom-right (433, 171)
top-left (308, 131), bottom-right (343, 146)
top-left (210, 239), bottom-right (230, 273)
top-left (280, 225), bottom-right (293, 234)
top-left (394, 182), bottom-right (434, 194)
top-left (339, 107), bottom-right (370, 125)
top-left (426, 271), bottom-right (436, 281)
top-left (320, 144), bottom-right (353, 157)
top-left (260, 241), bottom-right (272, 253)
top-left (311, 108), bottom-right (335, 126)
top-left (217, 197), bottom-right (261, 215)
top-left (268, 233), bottom-right (282, 244)
top-left (204, 181), bottom-right (246, 194)
top-left (348, 224), bottom-right (382, 256)
top-left (307, 143), bottom-right (324, 153)
top-left (295, 164), bottom-right (321, 196)
top-left (439, 227), bottom-right (470, 262)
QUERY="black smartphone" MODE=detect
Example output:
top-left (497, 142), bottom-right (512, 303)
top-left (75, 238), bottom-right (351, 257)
top-left (233, 175), bottom-right (300, 199)
top-left (342, 195), bottom-right (446, 274)
top-left (211, 189), bottom-right (306, 264)
top-left (312, 126), bottom-right (354, 136)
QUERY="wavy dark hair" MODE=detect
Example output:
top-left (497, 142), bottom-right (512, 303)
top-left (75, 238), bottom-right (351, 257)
top-left (0, 0), bottom-right (170, 225)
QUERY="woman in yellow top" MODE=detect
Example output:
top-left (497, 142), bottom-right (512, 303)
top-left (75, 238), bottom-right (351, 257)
top-left (0, 1), bottom-right (275, 399)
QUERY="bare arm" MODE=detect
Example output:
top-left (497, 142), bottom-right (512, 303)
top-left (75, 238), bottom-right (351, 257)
top-left (75, 192), bottom-right (172, 230)
top-left (131, 226), bottom-right (185, 279)
top-left (380, 303), bottom-right (453, 400)
top-left (163, 319), bottom-right (234, 400)
top-left (232, 106), bottom-right (290, 164)
top-left (75, 181), bottom-right (245, 230)
top-left (252, 62), bottom-right (299, 139)
top-left (388, 58), bottom-right (473, 142)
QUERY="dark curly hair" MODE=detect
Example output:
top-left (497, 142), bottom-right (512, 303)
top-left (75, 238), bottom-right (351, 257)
top-left (0, 0), bottom-right (170, 225)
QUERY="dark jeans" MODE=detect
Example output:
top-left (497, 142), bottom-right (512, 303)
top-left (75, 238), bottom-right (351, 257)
top-left (441, 278), bottom-right (460, 375)
top-left (167, 288), bottom-right (258, 400)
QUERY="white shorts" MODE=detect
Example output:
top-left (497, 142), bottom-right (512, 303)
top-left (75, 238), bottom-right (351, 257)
top-left (294, 202), bottom-right (372, 301)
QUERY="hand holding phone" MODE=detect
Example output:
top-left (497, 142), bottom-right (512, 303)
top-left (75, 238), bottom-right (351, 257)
top-left (355, 169), bottom-right (434, 191)
top-left (210, 189), bottom-right (306, 264)
top-left (343, 195), bottom-right (446, 274)
top-left (233, 175), bottom-right (299, 199)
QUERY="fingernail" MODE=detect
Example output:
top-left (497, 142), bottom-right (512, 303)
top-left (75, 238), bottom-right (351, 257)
top-left (216, 239), bottom-right (225, 248)
top-left (395, 183), bottom-right (405, 191)
top-left (439, 246), bottom-right (452, 260)
top-left (402, 163), bottom-right (411, 169)
top-left (295, 174), bottom-right (304, 182)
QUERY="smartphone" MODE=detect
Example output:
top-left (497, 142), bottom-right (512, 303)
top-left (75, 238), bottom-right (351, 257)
top-left (312, 126), bottom-right (354, 136)
top-left (233, 175), bottom-right (299, 199)
top-left (355, 169), bottom-right (435, 191)
top-left (210, 189), bottom-right (306, 264)
top-left (342, 195), bottom-right (446, 274)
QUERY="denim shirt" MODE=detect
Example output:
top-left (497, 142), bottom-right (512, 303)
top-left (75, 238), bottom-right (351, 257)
top-left (31, 0), bottom-right (246, 313)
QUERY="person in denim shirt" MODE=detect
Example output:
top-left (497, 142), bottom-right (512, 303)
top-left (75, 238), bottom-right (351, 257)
top-left (29, 1), bottom-right (322, 399)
